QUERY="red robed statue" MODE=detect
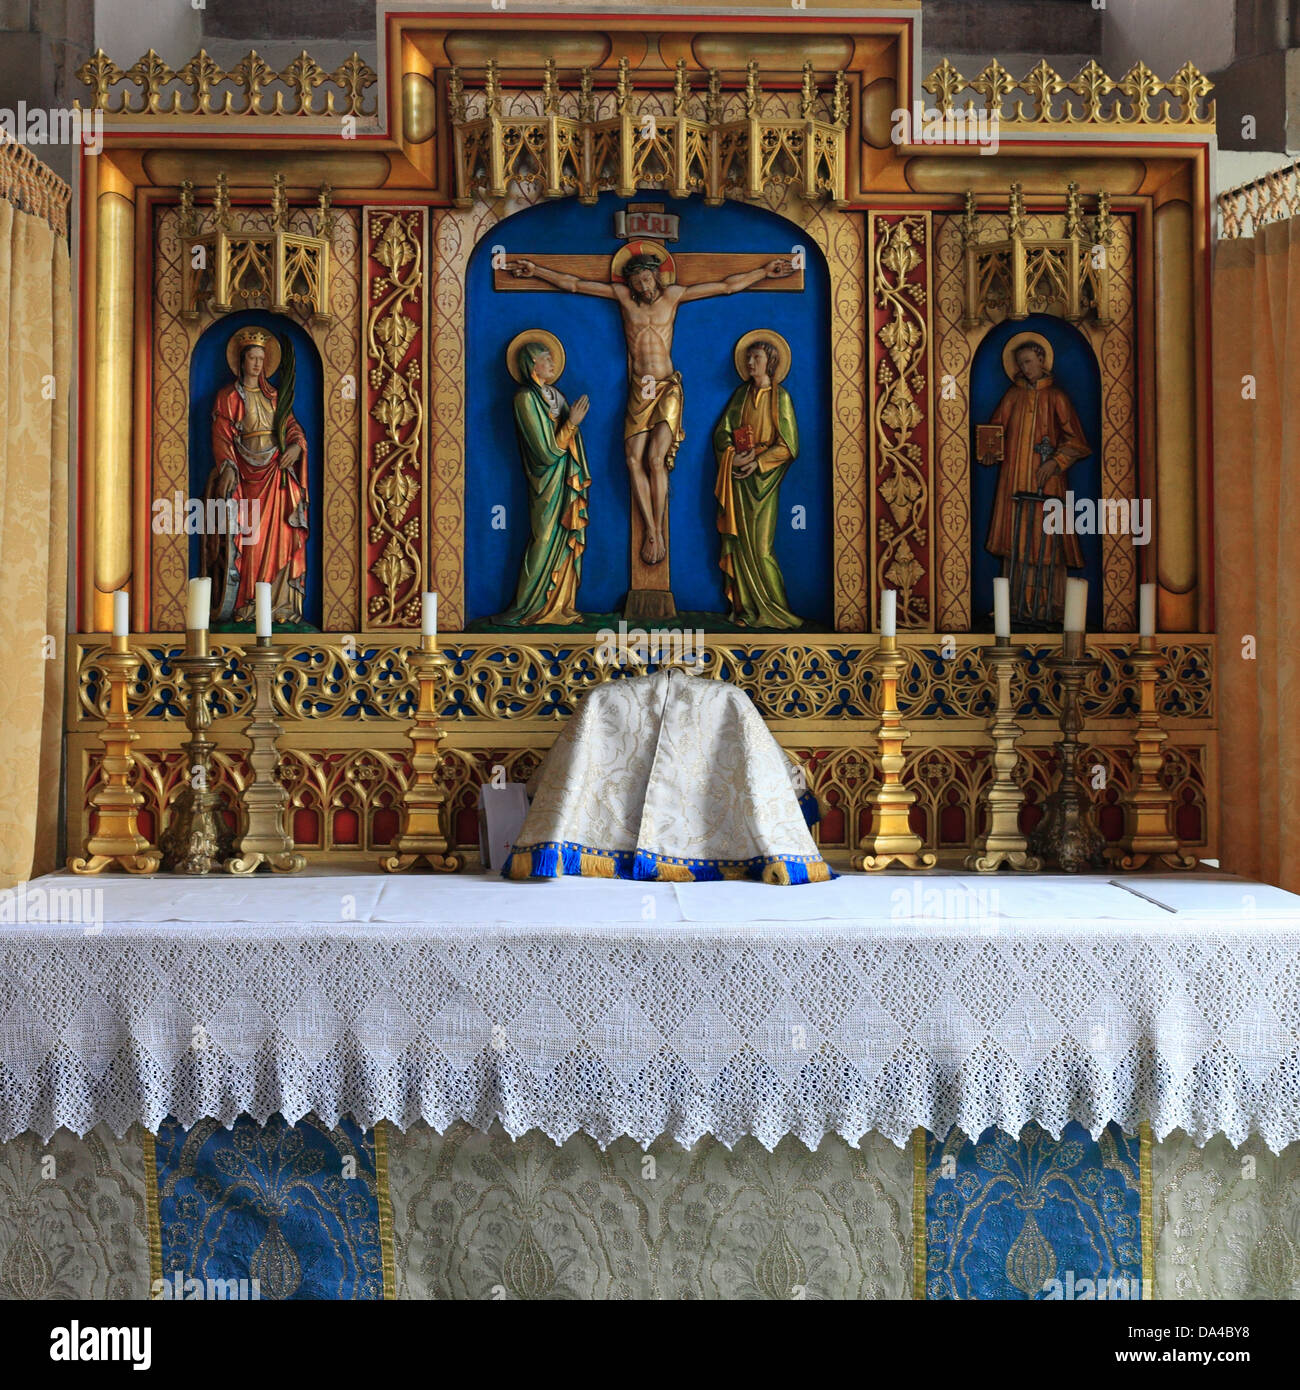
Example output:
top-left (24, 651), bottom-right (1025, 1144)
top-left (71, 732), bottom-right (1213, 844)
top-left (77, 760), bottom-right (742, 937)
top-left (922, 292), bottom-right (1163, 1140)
top-left (203, 326), bottom-right (309, 626)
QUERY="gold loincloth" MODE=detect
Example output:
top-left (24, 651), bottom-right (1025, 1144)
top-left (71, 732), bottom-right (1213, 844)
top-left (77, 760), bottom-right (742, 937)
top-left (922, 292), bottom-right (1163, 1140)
top-left (624, 371), bottom-right (684, 468)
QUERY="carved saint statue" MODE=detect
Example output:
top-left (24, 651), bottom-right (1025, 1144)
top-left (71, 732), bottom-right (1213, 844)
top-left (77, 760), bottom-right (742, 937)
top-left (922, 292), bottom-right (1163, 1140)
top-left (494, 331), bottom-right (591, 626)
top-left (713, 331), bottom-right (802, 629)
top-left (506, 243), bottom-right (794, 569)
top-left (978, 332), bottom-right (1090, 623)
top-left (204, 326), bottom-right (308, 625)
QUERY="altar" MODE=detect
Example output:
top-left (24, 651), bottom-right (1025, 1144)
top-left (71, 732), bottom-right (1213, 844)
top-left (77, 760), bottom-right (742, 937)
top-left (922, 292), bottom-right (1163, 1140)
top-left (2, 868), bottom-right (1298, 1300)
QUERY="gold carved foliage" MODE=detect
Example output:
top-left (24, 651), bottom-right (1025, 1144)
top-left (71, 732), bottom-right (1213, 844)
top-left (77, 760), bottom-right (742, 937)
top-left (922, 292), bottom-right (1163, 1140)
top-left (76, 47), bottom-right (377, 118)
top-left (921, 58), bottom-right (1214, 126)
top-left (79, 737), bottom-right (1207, 865)
top-left (71, 639), bottom-right (1215, 727)
top-left (449, 58), bottom-right (847, 208)
top-left (365, 210), bottom-right (427, 629)
top-left (69, 637), bottom-right (1214, 865)
top-left (871, 215), bottom-right (932, 629)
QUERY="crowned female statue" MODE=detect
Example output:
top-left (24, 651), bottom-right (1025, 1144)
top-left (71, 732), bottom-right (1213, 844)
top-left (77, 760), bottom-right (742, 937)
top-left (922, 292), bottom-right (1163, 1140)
top-left (495, 331), bottom-right (591, 627)
top-left (203, 326), bottom-right (309, 626)
top-left (712, 330), bottom-right (802, 629)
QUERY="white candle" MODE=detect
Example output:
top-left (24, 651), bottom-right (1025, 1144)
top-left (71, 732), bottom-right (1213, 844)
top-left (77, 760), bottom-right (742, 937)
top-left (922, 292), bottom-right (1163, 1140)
top-left (112, 590), bottom-right (129, 638)
top-left (255, 582), bottom-right (272, 638)
top-left (422, 591), bottom-right (438, 640)
top-left (1139, 582), bottom-right (1156, 639)
top-left (992, 577), bottom-right (1010, 640)
top-left (186, 576), bottom-right (211, 631)
top-left (1063, 577), bottom-right (1088, 633)
top-left (880, 588), bottom-right (897, 637)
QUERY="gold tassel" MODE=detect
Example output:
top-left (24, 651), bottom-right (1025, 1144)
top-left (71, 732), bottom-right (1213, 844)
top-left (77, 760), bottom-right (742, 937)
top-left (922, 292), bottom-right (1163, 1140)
top-left (807, 860), bottom-right (832, 883)
top-left (579, 852), bottom-right (617, 878)
top-left (721, 864), bottom-right (747, 880)
top-left (507, 853), bottom-right (532, 880)
top-left (655, 862), bottom-right (695, 882)
top-left (762, 861), bottom-right (792, 885)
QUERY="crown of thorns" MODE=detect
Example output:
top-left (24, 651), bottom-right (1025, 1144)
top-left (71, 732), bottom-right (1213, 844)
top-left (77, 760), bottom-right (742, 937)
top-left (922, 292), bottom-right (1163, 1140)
top-left (622, 254), bottom-right (664, 279)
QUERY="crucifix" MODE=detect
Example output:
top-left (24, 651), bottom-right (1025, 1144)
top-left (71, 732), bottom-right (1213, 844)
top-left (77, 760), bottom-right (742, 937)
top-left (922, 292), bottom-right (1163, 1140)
top-left (497, 204), bottom-right (804, 621)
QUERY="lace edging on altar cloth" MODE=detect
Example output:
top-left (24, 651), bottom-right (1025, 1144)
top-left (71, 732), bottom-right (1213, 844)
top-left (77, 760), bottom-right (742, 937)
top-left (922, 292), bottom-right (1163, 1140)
top-left (3, 902), bottom-right (1299, 1151)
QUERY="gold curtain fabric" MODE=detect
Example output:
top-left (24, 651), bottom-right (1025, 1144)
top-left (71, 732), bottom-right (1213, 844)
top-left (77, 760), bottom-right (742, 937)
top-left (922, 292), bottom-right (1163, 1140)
top-left (0, 158), bottom-right (71, 888)
top-left (1214, 224), bottom-right (1300, 893)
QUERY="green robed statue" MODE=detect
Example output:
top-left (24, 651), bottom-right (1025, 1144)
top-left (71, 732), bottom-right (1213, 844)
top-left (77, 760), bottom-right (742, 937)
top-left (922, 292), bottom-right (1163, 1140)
top-left (712, 330), bottom-right (802, 628)
top-left (495, 330), bottom-right (592, 626)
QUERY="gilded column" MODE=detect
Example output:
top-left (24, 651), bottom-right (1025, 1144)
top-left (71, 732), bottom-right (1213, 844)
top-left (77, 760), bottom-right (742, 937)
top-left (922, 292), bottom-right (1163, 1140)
top-left (93, 164), bottom-right (135, 625)
top-left (1153, 198), bottom-right (1198, 632)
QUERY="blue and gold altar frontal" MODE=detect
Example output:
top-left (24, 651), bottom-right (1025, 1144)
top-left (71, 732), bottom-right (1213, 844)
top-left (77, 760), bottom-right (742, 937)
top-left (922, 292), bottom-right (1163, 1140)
top-left (4, 1114), bottom-right (1297, 1300)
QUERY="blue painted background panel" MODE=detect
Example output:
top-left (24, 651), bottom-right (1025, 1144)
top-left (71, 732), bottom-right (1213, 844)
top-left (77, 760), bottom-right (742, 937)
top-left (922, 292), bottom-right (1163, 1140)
top-left (187, 310), bottom-right (324, 630)
top-left (968, 312), bottom-right (1105, 631)
top-left (464, 193), bottom-right (833, 624)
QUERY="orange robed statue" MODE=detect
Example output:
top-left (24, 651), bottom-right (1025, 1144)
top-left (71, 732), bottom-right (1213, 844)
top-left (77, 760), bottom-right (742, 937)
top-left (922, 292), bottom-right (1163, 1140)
top-left (204, 326), bottom-right (309, 626)
top-left (978, 332), bottom-right (1090, 623)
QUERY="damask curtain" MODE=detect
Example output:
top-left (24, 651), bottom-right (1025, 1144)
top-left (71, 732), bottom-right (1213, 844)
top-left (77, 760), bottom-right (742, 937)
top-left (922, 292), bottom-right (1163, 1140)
top-left (1213, 219), bottom-right (1300, 893)
top-left (0, 137), bottom-right (71, 888)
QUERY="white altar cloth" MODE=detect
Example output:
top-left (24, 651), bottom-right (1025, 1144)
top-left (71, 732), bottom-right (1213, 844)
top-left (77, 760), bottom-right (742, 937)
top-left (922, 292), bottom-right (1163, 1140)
top-left (2, 870), bottom-right (1298, 1151)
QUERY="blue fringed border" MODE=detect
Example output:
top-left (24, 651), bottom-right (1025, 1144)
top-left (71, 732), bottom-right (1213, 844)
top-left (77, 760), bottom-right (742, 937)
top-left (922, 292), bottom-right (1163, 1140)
top-left (504, 840), bottom-right (836, 884)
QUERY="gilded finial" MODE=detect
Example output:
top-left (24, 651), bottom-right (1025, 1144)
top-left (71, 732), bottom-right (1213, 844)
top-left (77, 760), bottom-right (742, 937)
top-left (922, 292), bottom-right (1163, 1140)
top-left (800, 60), bottom-right (816, 120)
top-left (315, 181), bottom-right (335, 239)
top-left (1008, 180), bottom-right (1025, 238)
top-left (615, 55), bottom-right (632, 115)
top-left (543, 57), bottom-right (559, 116)
top-left (447, 65), bottom-right (465, 122)
top-left (213, 170), bottom-right (231, 231)
top-left (179, 179), bottom-right (197, 236)
top-left (706, 67), bottom-right (722, 125)
top-left (832, 70), bottom-right (848, 127)
top-left (674, 57), bottom-right (690, 116)
top-left (578, 66), bottom-right (594, 121)
top-left (744, 59), bottom-right (761, 117)
top-left (960, 189), bottom-right (978, 248)
top-left (271, 171), bottom-right (288, 230)
top-left (1065, 181), bottom-right (1083, 239)
top-left (484, 58), bottom-right (501, 116)
top-left (1092, 189), bottom-right (1113, 245)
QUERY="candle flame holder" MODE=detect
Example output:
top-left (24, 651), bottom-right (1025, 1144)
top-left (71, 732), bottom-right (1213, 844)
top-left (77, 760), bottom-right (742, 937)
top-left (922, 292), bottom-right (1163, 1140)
top-left (69, 636), bottom-right (162, 874)
top-left (226, 639), bottom-right (305, 874)
top-left (966, 641), bottom-right (1041, 872)
top-left (1106, 639), bottom-right (1198, 870)
top-left (1027, 631), bottom-right (1106, 873)
top-left (381, 637), bottom-right (463, 873)
top-left (853, 636), bottom-right (936, 872)
top-left (159, 632), bottom-right (235, 875)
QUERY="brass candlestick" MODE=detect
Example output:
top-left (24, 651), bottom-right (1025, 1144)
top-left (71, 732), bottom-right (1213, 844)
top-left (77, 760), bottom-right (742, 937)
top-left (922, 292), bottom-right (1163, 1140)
top-left (226, 639), bottom-right (305, 875)
top-left (1106, 638), bottom-right (1198, 871)
top-left (381, 636), bottom-right (463, 873)
top-left (853, 635), bottom-right (936, 872)
top-left (69, 636), bottom-right (162, 874)
top-left (966, 641), bottom-right (1040, 872)
top-left (159, 631), bottom-right (235, 875)
top-left (1028, 631), bottom-right (1105, 873)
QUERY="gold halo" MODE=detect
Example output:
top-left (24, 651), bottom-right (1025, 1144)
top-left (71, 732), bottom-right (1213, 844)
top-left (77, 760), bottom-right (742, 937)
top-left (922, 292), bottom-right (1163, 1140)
top-left (734, 329), bottom-right (792, 384)
top-left (611, 239), bottom-right (677, 286)
top-left (1002, 331), bottom-right (1054, 380)
top-left (225, 326), bottom-right (280, 379)
top-left (506, 329), bottom-right (566, 383)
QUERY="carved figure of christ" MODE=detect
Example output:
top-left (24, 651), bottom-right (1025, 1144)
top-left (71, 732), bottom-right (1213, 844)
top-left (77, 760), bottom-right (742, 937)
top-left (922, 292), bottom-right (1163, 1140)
top-left (503, 252), bottom-right (797, 616)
